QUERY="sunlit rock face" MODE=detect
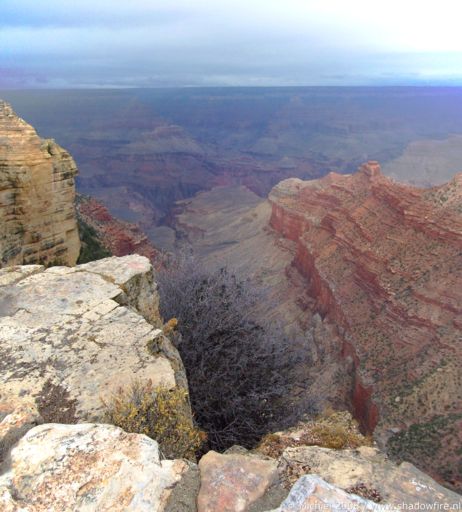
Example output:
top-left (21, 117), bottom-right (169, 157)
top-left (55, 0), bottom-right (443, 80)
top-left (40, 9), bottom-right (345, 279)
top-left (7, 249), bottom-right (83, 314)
top-left (269, 161), bottom-right (462, 490)
top-left (0, 422), bottom-right (197, 512)
top-left (0, 255), bottom-right (188, 423)
top-left (0, 101), bottom-right (80, 267)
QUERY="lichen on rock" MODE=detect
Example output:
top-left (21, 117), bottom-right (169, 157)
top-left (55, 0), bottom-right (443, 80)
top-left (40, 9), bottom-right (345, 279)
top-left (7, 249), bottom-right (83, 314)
top-left (0, 255), bottom-right (189, 423)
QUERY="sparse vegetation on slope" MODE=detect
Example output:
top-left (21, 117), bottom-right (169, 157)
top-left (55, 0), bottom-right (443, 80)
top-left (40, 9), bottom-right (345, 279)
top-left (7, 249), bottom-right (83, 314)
top-left (77, 217), bottom-right (111, 264)
top-left (103, 380), bottom-right (205, 460)
top-left (257, 410), bottom-right (371, 459)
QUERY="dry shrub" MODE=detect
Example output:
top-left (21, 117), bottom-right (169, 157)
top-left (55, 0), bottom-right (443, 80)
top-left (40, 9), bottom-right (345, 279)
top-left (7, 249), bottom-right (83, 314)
top-left (346, 483), bottom-right (383, 503)
top-left (257, 410), bottom-right (372, 458)
top-left (162, 317), bottom-right (178, 336)
top-left (157, 256), bottom-right (309, 451)
top-left (310, 423), bottom-right (363, 449)
top-left (103, 380), bottom-right (205, 460)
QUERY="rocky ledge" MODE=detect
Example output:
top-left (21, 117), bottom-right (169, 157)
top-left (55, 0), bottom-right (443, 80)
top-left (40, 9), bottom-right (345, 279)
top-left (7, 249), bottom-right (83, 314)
top-left (0, 404), bottom-right (459, 511)
top-left (0, 255), bottom-right (186, 422)
top-left (0, 255), bottom-right (460, 510)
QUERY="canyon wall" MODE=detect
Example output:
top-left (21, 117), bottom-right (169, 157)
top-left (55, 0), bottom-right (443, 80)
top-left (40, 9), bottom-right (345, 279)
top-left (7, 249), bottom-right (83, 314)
top-left (269, 162), bottom-right (462, 489)
top-left (76, 195), bottom-right (160, 264)
top-left (0, 101), bottom-right (80, 267)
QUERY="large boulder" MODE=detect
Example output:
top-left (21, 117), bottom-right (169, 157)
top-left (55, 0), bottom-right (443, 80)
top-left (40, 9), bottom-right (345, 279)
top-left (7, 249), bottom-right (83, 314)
top-left (0, 422), bottom-right (198, 512)
top-left (197, 450), bottom-right (279, 512)
top-left (0, 255), bottom-right (188, 422)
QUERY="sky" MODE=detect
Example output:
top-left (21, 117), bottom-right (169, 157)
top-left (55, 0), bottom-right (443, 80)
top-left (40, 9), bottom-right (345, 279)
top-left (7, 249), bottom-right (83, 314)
top-left (1, 0), bottom-right (462, 88)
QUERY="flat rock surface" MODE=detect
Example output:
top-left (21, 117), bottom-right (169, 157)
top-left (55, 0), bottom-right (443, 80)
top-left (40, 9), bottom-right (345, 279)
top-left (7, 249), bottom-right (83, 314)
top-left (197, 450), bottom-right (278, 512)
top-left (271, 475), bottom-right (378, 512)
top-left (0, 255), bottom-right (182, 422)
top-left (0, 422), bottom-right (195, 512)
top-left (280, 445), bottom-right (462, 506)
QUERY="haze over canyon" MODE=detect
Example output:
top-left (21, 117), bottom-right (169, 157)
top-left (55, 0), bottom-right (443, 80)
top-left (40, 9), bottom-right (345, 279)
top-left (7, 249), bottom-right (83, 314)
top-left (0, 88), bottom-right (461, 508)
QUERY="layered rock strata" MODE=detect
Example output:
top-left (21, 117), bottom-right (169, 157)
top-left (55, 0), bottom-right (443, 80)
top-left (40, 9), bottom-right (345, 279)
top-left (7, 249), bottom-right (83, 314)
top-left (269, 162), bottom-right (462, 488)
top-left (0, 101), bottom-right (80, 267)
top-left (173, 186), bottom-right (353, 411)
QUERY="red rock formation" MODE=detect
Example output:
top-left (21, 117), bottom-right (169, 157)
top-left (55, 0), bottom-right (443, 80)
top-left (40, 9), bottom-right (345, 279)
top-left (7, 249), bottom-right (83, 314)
top-left (76, 196), bottom-right (160, 264)
top-left (269, 162), bottom-right (462, 489)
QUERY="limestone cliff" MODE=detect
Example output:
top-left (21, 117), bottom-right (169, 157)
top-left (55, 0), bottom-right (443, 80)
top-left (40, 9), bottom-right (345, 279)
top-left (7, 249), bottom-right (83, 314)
top-left (0, 101), bottom-right (80, 267)
top-left (269, 162), bottom-right (462, 489)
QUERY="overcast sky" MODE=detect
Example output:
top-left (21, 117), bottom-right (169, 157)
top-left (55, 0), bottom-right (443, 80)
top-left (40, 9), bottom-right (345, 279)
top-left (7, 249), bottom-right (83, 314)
top-left (1, 0), bottom-right (462, 88)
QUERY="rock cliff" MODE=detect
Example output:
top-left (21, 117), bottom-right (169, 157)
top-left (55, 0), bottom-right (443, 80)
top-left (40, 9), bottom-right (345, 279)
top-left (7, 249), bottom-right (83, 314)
top-left (269, 162), bottom-right (462, 489)
top-left (0, 101), bottom-right (80, 267)
top-left (76, 195), bottom-right (160, 263)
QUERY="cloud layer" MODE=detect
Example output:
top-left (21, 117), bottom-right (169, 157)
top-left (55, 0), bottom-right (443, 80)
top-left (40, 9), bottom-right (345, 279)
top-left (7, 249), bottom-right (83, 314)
top-left (2, 0), bottom-right (462, 87)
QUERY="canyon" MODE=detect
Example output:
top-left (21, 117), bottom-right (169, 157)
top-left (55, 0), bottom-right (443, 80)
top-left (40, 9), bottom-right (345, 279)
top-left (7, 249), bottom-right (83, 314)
top-left (1, 96), bottom-right (461, 503)
top-left (175, 162), bottom-right (462, 491)
top-left (4, 87), bottom-right (462, 243)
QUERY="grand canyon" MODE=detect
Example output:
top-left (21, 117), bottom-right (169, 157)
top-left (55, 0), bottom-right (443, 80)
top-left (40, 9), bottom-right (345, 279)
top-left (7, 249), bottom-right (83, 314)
top-left (1, 91), bottom-right (461, 510)
top-left (3, 0), bottom-right (462, 508)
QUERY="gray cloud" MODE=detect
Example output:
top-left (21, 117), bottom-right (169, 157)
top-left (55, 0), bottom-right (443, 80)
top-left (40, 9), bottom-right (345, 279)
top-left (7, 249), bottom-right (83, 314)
top-left (1, 0), bottom-right (462, 87)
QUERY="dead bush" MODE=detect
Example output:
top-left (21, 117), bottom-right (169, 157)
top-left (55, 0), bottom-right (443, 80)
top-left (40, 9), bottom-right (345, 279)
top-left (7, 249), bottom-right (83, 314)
top-left (157, 255), bottom-right (309, 451)
top-left (103, 380), bottom-right (205, 460)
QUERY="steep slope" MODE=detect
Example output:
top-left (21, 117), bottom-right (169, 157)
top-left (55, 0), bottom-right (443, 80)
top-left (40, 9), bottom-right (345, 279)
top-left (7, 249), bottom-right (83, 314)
top-left (173, 186), bottom-right (354, 411)
top-left (0, 101), bottom-right (80, 267)
top-left (269, 162), bottom-right (462, 489)
top-left (76, 195), bottom-right (160, 264)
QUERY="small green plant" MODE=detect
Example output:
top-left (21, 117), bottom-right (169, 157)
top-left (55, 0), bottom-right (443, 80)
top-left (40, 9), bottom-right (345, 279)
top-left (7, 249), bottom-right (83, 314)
top-left (77, 218), bottom-right (111, 264)
top-left (103, 380), bottom-right (205, 460)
